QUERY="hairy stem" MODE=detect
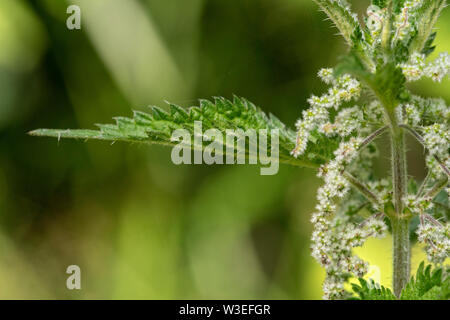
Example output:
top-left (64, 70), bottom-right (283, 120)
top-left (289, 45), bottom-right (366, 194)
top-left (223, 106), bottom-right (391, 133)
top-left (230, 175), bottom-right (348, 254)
top-left (343, 171), bottom-right (380, 207)
top-left (359, 126), bottom-right (388, 150)
top-left (392, 217), bottom-right (410, 297)
top-left (381, 0), bottom-right (393, 53)
top-left (389, 116), bottom-right (410, 297)
top-left (416, 171), bottom-right (431, 199)
top-left (369, 69), bottom-right (412, 296)
top-left (391, 129), bottom-right (408, 216)
top-left (424, 176), bottom-right (449, 200)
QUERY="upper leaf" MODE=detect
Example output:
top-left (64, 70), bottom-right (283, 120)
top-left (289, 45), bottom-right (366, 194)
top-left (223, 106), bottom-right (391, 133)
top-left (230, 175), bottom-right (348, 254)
top-left (350, 278), bottom-right (397, 300)
top-left (30, 97), bottom-right (338, 168)
top-left (351, 262), bottom-right (450, 300)
top-left (409, 0), bottom-right (447, 54)
top-left (314, 1), bottom-right (376, 72)
top-left (400, 262), bottom-right (450, 300)
top-left (313, 0), bottom-right (362, 46)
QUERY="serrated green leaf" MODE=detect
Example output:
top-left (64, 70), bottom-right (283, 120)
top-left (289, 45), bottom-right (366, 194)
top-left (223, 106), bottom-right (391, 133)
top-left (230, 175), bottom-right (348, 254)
top-left (29, 97), bottom-right (340, 169)
top-left (335, 49), bottom-right (372, 79)
top-left (351, 262), bottom-right (449, 300)
top-left (421, 32), bottom-right (437, 57)
top-left (400, 262), bottom-right (450, 300)
top-left (313, 0), bottom-right (360, 46)
top-left (314, 0), bottom-right (376, 72)
top-left (409, 0), bottom-right (447, 54)
top-left (351, 278), bottom-right (397, 300)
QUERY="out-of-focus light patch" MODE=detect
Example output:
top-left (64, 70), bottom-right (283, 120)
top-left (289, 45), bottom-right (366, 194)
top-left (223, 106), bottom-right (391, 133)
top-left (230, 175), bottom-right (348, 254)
top-left (112, 196), bottom-right (181, 299)
top-left (302, 254), bottom-right (325, 299)
top-left (185, 167), bottom-right (287, 298)
top-left (0, 0), bottom-right (47, 72)
top-left (353, 237), bottom-right (392, 288)
top-left (345, 265), bottom-right (381, 295)
top-left (189, 229), bottom-right (267, 299)
top-left (0, 166), bottom-right (5, 216)
top-left (431, 9), bottom-right (450, 55)
top-left (71, 0), bottom-right (188, 106)
top-left (306, 237), bottom-right (395, 299)
top-left (354, 236), bottom-right (428, 290)
top-left (0, 232), bottom-right (54, 299)
top-left (302, 227), bottom-right (432, 299)
top-left (365, 265), bottom-right (381, 283)
top-left (412, 242), bottom-right (449, 266)
top-left (0, 72), bottom-right (20, 128)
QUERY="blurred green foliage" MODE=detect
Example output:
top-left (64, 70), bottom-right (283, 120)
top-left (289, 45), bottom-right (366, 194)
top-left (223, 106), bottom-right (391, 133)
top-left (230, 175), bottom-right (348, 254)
top-left (0, 0), bottom-right (448, 299)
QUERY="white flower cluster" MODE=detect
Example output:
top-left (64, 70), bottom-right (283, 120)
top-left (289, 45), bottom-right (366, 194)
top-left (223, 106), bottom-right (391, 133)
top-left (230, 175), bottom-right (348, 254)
top-left (403, 195), bottom-right (434, 216)
top-left (368, 179), bottom-right (392, 205)
top-left (425, 155), bottom-right (450, 180)
top-left (396, 103), bottom-right (421, 126)
top-left (417, 219), bottom-right (450, 264)
top-left (291, 70), bottom-right (361, 157)
top-left (426, 52), bottom-right (450, 83)
top-left (292, 67), bottom-right (448, 299)
top-left (308, 74), bottom-right (361, 110)
top-left (316, 213), bottom-right (387, 300)
top-left (295, 1), bottom-right (450, 300)
top-left (393, 0), bottom-right (422, 42)
top-left (398, 53), bottom-right (426, 81)
top-left (318, 68), bottom-right (334, 84)
top-left (401, 96), bottom-right (450, 180)
top-left (363, 101), bottom-right (385, 124)
top-left (411, 96), bottom-right (450, 123)
top-left (311, 137), bottom-right (387, 299)
top-left (422, 124), bottom-right (450, 157)
top-left (320, 106), bottom-right (364, 137)
top-left (403, 104), bottom-right (421, 126)
top-left (399, 52), bottom-right (450, 83)
top-left (406, 98), bottom-right (450, 265)
top-left (423, 97), bottom-right (449, 122)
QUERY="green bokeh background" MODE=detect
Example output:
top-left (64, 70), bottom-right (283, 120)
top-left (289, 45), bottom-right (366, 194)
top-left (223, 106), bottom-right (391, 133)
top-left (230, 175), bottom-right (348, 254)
top-left (0, 0), bottom-right (448, 299)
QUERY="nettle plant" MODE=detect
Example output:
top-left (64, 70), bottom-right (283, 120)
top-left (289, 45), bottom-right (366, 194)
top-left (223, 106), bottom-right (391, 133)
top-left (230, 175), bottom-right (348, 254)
top-left (31, 0), bottom-right (449, 300)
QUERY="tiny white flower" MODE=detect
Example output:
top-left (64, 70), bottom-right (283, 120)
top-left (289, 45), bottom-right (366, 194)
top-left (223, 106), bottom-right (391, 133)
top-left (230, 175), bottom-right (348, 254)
top-left (318, 68), bottom-right (334, 84)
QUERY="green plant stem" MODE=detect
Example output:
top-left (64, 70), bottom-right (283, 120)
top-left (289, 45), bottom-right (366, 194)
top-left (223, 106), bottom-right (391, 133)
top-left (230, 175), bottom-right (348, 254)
top-left (424, 177), bottom-right (449, 200)
top-left (343, 171), bottom-right (380, 207)
top-left (391, 129), bottom-right (407, 217)
top-left (381, 0), bottom-right (393, 53)
top-left (370, 73), bottom-right (412, 297)
top-left (390, 126), bottom-right (410, 297)
top-left (416, 171), bottom-right (431, 199)
top-left (392, 217), bottom-right (410, 298)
